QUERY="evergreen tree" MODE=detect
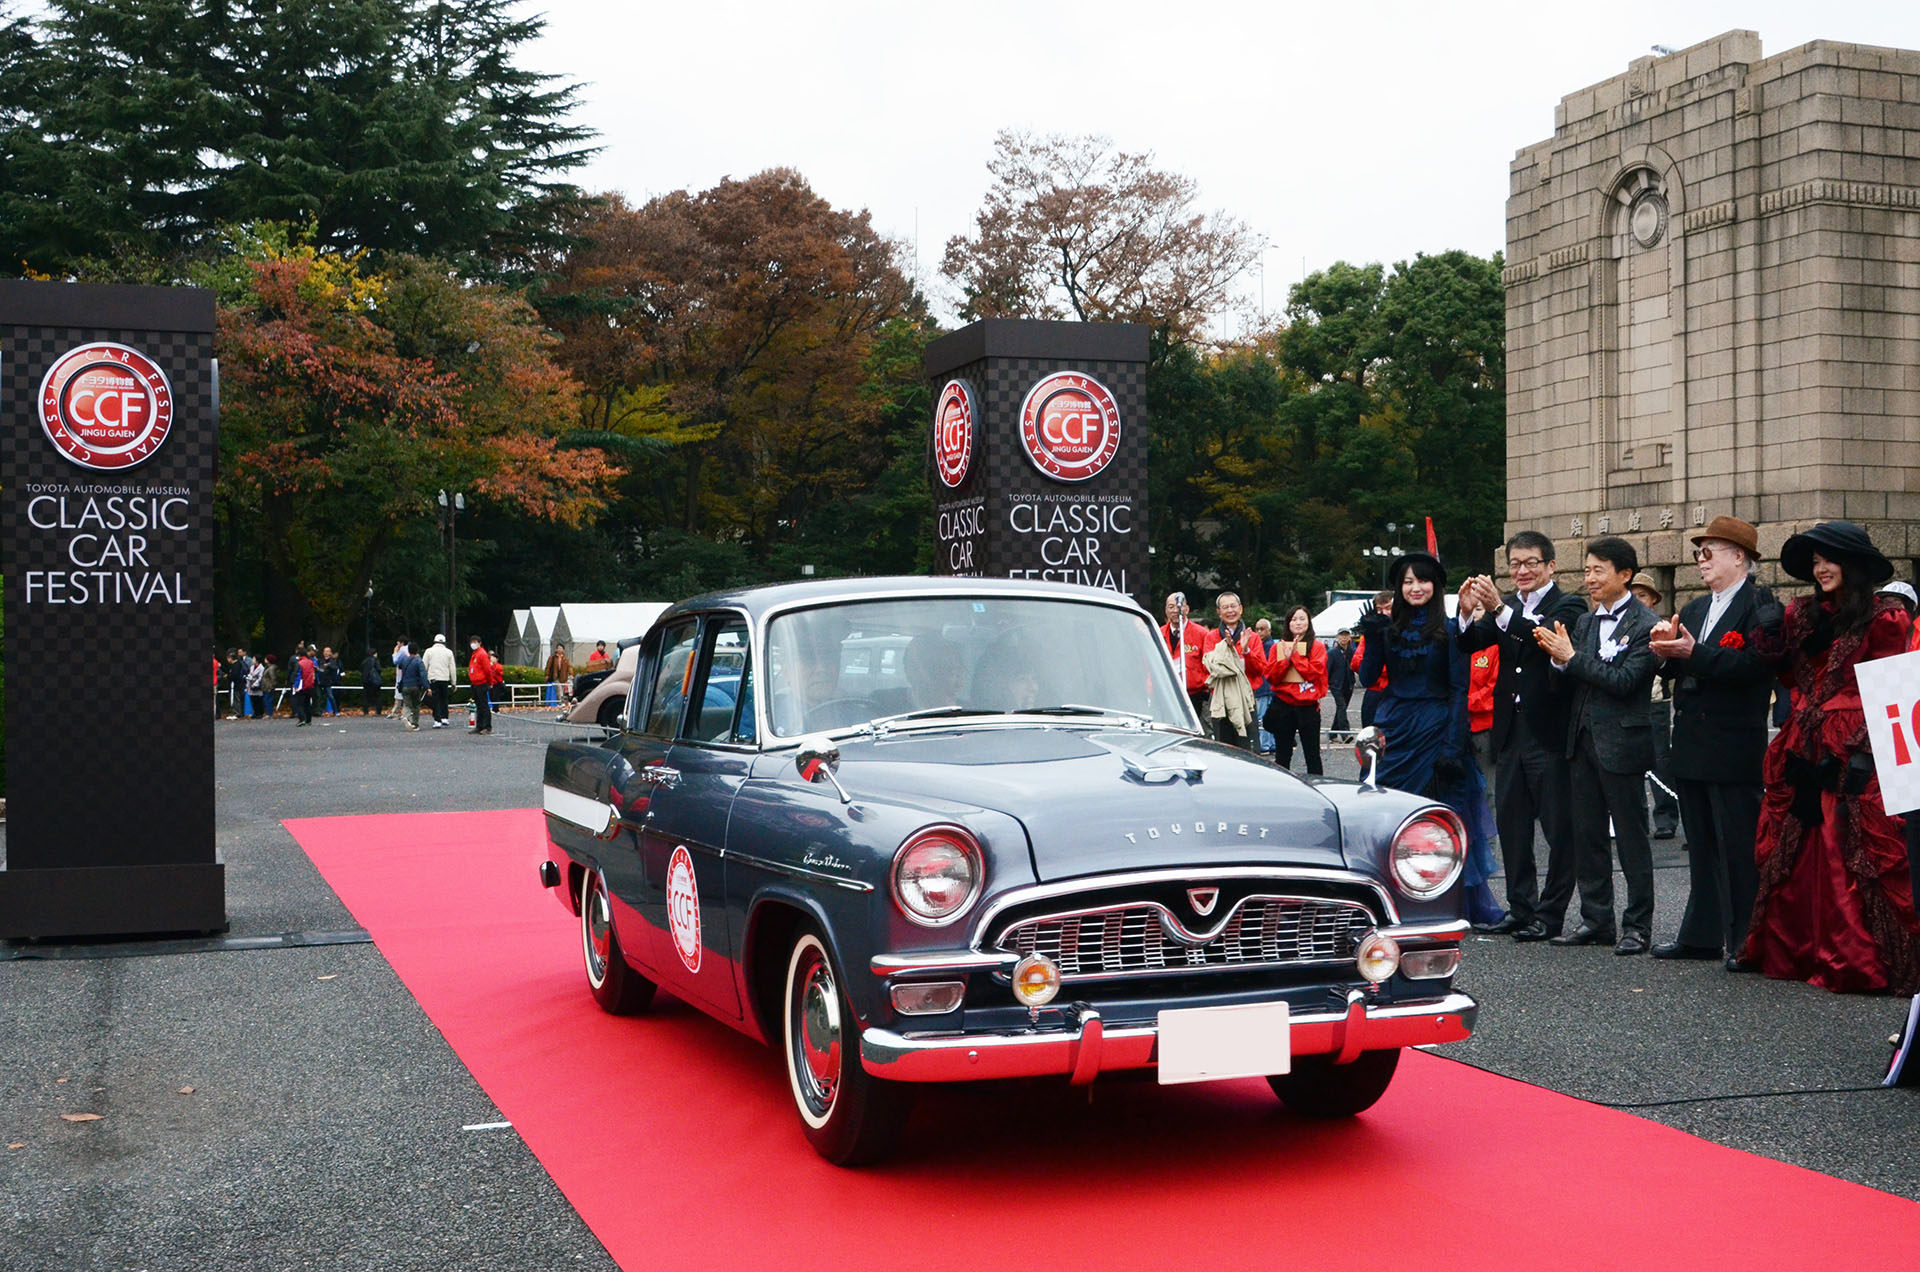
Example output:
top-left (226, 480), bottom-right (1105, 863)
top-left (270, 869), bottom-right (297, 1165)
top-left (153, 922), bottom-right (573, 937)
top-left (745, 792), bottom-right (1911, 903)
top-left (0, 0), bottom-right (594, 278)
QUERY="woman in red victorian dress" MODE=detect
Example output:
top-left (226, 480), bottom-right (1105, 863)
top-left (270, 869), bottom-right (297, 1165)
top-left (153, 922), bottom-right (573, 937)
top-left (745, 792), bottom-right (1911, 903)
top-left (1743, 521), bottom-right (1919, 995)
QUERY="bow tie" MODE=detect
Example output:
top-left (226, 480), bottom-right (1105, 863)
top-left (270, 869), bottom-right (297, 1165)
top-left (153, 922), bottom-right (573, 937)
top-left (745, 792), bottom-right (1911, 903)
top-left (1598, 610), bottom-right (1622, 623)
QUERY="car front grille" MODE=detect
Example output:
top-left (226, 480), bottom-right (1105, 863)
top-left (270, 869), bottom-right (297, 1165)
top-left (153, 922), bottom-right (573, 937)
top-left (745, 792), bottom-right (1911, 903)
top-left (994, 895), bottom-right (1376, 980)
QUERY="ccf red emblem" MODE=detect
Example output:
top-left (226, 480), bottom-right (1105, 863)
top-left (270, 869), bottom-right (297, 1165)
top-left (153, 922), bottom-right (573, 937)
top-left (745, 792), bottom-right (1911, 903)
top-left (1019, 371), bottom-right (1120, 482)
top-left (38, 342), bottom-right (175, 471)
top-left (933, 379), bottom-right (975, 489)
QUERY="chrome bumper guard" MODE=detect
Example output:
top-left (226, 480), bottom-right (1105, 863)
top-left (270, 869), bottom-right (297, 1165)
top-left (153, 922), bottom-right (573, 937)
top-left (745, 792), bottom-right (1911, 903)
top-left (859, 989), bottom-right (1477, 1084)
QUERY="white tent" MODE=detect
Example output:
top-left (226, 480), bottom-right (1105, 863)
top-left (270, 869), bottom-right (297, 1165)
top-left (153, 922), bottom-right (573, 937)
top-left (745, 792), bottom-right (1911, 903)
top-left (522, 606), bottom-right (562, 667)
top-left (503, 608), bottom-right (531, 666)
top-left (552, 602), bottom-right (670, 664)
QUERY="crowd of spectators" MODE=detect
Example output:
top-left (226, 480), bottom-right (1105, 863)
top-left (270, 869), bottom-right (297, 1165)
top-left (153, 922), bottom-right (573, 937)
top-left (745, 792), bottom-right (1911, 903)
top-left (1162, 515), bottom-right (1920, 1082)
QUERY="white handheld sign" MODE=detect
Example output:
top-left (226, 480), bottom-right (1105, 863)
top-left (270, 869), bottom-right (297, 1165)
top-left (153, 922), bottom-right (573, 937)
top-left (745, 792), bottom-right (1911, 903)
top-left (1854, 647), bottom-right (1920, 817)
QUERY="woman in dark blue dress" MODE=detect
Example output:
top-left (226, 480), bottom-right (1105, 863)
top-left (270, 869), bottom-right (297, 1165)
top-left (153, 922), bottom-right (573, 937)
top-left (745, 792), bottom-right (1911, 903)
top-left (1357, 553), bottom-right (1503, 926)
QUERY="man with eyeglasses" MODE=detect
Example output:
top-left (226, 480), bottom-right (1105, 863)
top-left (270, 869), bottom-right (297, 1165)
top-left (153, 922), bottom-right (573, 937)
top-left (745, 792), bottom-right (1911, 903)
top-left (1647, 516), bottom-right (1781, 970)
top-left (1458, 531), bottom-right (1591, 940)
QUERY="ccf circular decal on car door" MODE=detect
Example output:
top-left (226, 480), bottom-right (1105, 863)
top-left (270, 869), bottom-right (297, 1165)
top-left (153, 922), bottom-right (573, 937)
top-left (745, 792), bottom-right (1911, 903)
top-left (666, 844), bottom-right (702, 973)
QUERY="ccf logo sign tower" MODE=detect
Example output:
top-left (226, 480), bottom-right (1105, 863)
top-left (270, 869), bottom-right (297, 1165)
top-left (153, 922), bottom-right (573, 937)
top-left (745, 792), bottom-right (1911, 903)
top-left (925, 320), bottom-right (1149, 612)
top-left (0, 281), bottom-right (223, 939)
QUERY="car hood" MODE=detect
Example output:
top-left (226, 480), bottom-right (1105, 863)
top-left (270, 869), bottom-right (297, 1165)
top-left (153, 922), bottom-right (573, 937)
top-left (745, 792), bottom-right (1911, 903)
top-left (835, 726), bottom-right (1347, 881)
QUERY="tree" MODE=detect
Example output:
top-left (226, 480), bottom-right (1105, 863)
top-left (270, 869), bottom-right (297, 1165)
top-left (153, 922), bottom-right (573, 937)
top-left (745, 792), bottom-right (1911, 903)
top-left (536, 173), bottom-right (923, 564)
top-left (210, 229), bottom-right (619, 652)
top-left (0, 0), bottom-right (593, 278)
top-left (942, 131), bottom-right (1261, 342)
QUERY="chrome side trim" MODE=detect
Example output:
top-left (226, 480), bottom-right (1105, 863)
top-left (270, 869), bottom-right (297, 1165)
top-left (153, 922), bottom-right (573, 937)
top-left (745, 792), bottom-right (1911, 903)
top-left (970, 866), bottom-right (1402, 943)
top-left (870, 950), bottom-right (1019, 977)
top-left (730, 849), bottom-right (875, 893)
top-left (542, 785), bottom-right (617, 839)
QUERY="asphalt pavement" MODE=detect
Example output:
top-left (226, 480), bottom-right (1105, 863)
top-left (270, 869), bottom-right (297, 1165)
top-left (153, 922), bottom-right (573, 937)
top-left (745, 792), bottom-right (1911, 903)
top-left (2, 704), bottom-right (1915, 1272)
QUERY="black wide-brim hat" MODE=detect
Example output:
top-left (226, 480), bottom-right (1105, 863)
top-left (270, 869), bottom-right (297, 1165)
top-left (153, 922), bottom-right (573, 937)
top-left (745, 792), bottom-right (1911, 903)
top-left (1779, 520), bottom-right (1894, 584)
top-left (1387, 551), bottom-right (1448, 592)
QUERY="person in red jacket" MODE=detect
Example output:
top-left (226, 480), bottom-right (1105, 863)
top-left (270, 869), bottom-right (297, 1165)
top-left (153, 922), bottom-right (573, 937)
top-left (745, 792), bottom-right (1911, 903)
top-left (1263, 604), bottom-right (1328, 774)
top-left (1161, 591), bottom-right (1219, 736)
top-left (1210, 591), bottom-right (1269, 751)
top-left (467, 637), bottom-right (496, 735)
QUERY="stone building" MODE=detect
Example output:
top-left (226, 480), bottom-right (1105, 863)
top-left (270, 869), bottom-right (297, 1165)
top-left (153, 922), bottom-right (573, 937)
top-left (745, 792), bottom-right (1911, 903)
top-left (1504, 30), bottom-right (1920, 605)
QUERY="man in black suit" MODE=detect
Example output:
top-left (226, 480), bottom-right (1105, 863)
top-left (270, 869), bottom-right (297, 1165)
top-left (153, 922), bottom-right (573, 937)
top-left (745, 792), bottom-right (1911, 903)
top-left (1534, 536), bottom-right (1661, 955)
top-left (1647, 515), bottom-right (1781, 970)
top-left (1459, 531), bottom-right (1592, 940)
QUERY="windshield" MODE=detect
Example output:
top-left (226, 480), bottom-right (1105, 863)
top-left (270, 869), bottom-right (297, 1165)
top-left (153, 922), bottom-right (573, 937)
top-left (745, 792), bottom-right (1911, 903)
top-left (763, 596), bottom-right (1191, 738)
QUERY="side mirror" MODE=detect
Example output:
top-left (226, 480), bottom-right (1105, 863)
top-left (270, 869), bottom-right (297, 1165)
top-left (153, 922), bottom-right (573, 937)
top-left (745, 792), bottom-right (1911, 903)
top-left (1353, 726), bottom-right (1385, 791)
top-left (795, 735), bottom-right (852, 804)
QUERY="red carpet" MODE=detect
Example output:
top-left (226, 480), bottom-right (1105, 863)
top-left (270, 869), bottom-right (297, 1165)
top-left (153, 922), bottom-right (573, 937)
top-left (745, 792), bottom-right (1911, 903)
top-left (289, 809), bottom-right (1919, 1270)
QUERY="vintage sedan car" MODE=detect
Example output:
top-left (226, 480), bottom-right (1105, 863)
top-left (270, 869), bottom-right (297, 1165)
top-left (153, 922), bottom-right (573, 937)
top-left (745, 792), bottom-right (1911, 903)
top-left (538, 578), bottom-right (1476, 1164)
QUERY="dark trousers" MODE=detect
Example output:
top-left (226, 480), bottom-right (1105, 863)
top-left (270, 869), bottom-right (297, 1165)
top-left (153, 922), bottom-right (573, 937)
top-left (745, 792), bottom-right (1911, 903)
top-left (363, 684), bottom-right (380, 714)
top-left (1359, 688), bottom-right (1383, 727)
top-left (1568, 728), bottom-right (1655, 937)
top-left (293, 689), bottom-right (314, 724)
top-left (472, 685), bottom-right (492, 732)
top-left (430, 680), bottom-right (451, 723)
top-left (1493, 714), bottom-right (1577, 930)
top-left (1187, 690), bottom-right (1212, 738)
top-left (1267, 700), bottom-right (1323, 775)
top-left (1649, 702), bottom-right (1679, 835)
top-left (1330, 687), bottom-right (1352, 736)
top-left (1673, 778), bottom-right (1763, 955)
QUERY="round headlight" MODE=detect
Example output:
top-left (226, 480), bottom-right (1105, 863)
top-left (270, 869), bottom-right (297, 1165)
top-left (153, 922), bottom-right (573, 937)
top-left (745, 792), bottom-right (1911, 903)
top-left (891, 826), bottom-right (982, 925)
top-left (1389, 811), bottom-right (1465, 899)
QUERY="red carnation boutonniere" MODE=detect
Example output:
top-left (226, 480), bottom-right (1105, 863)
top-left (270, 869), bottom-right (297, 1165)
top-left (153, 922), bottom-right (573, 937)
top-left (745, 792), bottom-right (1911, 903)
top-left (1719, 630), bottom-right (1746, 650)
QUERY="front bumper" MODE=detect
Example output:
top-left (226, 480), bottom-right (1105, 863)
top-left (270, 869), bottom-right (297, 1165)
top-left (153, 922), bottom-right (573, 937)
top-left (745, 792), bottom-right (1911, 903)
top-left (859, 989), bottom-right (1477, 1083)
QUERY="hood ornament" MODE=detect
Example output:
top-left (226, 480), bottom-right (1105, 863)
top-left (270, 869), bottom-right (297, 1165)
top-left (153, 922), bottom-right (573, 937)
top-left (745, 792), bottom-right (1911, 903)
top-left (1353, 726), bottom-right (1385, 791)
top-left (1187, 887), bottom-right (1220, 917)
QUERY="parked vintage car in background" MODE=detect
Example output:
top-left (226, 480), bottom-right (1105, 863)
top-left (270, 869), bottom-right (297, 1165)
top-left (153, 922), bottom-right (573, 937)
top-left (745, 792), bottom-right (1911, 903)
top-left (538, 578), bottom-right (1477, 1164)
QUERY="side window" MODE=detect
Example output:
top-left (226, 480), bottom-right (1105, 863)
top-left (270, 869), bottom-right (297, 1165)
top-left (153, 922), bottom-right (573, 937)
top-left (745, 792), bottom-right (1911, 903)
top-left (641, 620), bottom-right (701, 739)
top-left (682, 617), bottom-right (752, 744)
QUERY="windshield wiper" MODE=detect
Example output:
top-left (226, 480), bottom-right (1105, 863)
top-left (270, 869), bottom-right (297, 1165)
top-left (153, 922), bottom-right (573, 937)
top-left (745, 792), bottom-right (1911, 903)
top-left (869, 704), bottom-right (999, 733)
top-left (1022, 704), bottom-right (1153, 725)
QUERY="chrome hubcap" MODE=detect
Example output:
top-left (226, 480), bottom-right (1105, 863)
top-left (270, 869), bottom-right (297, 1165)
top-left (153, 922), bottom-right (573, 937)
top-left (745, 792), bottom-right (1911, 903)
top-left (794, 954), bottom-right (841, 1114)
top-left (585, 881), bottom-right (611, 982)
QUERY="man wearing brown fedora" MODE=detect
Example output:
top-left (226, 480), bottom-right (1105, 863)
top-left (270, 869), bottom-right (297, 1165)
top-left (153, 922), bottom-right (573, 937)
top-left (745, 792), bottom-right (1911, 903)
top-left (1648, 515), bottom-right (1783, 969)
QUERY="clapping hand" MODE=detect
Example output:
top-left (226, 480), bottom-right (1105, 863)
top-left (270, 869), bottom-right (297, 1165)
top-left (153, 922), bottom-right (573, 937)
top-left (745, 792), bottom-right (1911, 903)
top-left (1356, 599), bottom-right (1387, 633)
top-left (1649, 618), bottom-right (1695, 660)
top-left (1533, 620), bottom-right (1574, 662)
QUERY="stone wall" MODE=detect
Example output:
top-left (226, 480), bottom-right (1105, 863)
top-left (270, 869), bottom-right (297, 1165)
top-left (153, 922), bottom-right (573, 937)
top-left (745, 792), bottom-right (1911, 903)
top-left (1504, 31), bottom-right (1920, 609)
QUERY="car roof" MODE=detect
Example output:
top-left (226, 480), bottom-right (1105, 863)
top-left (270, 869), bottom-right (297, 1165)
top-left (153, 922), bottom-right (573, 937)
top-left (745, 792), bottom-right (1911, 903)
top-left (659, 576), bottom-right (1150, 627)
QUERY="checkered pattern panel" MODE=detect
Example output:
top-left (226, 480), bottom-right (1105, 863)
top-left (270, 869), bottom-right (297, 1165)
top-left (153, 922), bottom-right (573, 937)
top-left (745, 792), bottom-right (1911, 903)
top-left (2, 320), bottom-right (217, 869)
top-left (930, 350), bottom-right (1150, 611)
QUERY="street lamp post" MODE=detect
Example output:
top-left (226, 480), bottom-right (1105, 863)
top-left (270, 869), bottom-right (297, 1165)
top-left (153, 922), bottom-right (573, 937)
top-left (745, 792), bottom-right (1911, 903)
top-left (438, 490), bottom-right (465, 649)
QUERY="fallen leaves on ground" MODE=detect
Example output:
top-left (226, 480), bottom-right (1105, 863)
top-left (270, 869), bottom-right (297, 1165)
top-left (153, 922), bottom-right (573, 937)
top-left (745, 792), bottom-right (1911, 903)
top-left (178, 1087), bottom-right (195, 1095)
top-left (7, 1143), bottom-right (23, 1150)
top-left (317, 974), bottom-right (338, 981)
top-left (59, 1113), bottom-right (102, 1123)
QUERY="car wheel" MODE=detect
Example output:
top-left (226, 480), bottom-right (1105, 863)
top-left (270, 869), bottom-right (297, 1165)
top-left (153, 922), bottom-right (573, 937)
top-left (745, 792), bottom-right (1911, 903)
top-left (782, 927), bottom-right (913, 1165)
top-left (580, 868), bottom-right (654, 1015)
top-left (596, 697), bottom-right (624, 730)
top-left (1266, 1048), bottom-right (1400, 1117)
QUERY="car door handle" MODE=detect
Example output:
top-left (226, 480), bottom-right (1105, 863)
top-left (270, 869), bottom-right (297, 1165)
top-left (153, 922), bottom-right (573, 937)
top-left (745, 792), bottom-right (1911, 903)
top-left (640, 764), bottom-right (682, 790)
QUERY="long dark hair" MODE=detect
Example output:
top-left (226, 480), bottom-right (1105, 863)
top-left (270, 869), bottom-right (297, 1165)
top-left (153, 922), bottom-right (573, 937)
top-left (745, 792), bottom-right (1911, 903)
top-left (1276, 604), bottom-right (1315, 647)
top-left (1824, 557), bottom-right (1879, 636)
top-left (1390, 559), bottom-right (1447, 641)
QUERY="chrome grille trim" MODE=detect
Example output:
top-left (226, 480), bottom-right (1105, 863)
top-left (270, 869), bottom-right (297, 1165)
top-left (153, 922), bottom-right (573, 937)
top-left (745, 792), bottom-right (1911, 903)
top-left (993, 894), bottom-right (1377, 981)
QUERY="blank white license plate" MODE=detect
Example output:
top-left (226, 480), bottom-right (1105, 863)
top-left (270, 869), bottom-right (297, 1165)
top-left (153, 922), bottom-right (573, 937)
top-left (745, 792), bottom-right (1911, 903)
top-left (1155, 1001), bottom-right (1291, 1085)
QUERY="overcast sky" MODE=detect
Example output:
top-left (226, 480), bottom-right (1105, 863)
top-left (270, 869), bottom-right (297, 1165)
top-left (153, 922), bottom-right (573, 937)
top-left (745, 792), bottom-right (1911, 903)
top-left (520, 2), bottom-right (1920, 323)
